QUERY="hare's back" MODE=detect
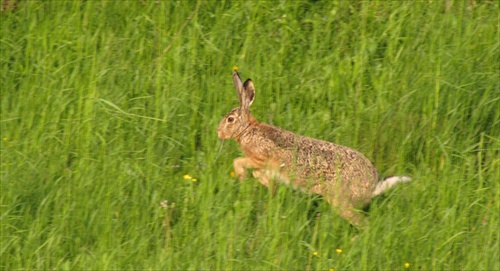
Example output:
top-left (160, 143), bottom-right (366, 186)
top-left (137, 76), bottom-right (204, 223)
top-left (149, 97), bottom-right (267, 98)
top-left (256, 123), bottom-right (378, 184)
top-left (297, 136), bottom-right (378, 182)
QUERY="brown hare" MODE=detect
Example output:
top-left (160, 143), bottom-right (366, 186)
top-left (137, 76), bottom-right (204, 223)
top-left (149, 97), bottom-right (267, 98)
top-left (217, 71), bottom-right (411, 227)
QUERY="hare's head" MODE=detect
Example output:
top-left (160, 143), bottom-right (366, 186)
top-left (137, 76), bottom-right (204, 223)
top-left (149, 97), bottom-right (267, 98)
top-left (217, 71), bottom-right (256, 140)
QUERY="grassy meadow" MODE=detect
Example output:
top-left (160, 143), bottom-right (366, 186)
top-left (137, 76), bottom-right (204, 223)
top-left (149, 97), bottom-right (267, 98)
top-left (1, 1), bottom-right (499, 270)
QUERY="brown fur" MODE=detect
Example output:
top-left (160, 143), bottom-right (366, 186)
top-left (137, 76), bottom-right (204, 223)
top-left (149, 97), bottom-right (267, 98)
top-left (218, 71), bottom-right (395, 227)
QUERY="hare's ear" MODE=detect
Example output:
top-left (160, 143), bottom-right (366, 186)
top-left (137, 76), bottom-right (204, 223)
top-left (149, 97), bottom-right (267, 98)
top-left (241, 79), bottom-right (255, 113)
top-left (232, 71), bottom-right (244, 105)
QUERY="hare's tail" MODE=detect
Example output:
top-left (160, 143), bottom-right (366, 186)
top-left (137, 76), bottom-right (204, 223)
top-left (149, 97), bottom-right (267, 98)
top-left (372, 176), bottom-right (412, 197)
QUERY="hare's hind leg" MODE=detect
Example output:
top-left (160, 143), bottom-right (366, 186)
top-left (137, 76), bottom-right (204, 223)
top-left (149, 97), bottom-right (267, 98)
top-left (326, 197), bottom-right (366, 228)
top-left (339, 207), bottom-right (365, 228)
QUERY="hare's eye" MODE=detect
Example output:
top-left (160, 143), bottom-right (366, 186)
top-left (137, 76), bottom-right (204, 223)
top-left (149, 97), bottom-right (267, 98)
top-left (228, 117), bottom-right (235, 123)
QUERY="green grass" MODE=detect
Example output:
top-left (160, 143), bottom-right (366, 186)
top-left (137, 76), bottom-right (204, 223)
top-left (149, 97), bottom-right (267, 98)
top-left (1, 1), bottom-right (498, 270)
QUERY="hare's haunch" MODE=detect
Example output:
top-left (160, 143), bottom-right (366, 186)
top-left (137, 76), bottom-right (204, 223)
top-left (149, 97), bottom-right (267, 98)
top-left (217, 71), bottom-right (411, 227)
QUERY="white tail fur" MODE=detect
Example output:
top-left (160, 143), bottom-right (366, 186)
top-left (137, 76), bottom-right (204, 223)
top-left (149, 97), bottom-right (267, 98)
top-left (372, 176), bottom-right (412, 197)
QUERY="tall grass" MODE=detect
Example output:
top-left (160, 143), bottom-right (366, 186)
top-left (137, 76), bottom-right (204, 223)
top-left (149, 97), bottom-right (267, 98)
top-left (1, 1), bottom-right (498, 270)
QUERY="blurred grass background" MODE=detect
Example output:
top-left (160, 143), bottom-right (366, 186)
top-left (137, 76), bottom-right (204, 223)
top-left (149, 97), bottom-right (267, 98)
top-left (1, 0), bottom-right (498, 270)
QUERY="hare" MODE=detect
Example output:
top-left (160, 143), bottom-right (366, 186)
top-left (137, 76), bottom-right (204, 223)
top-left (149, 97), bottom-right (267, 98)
top-left (217, 71), bottom-right (411, 227)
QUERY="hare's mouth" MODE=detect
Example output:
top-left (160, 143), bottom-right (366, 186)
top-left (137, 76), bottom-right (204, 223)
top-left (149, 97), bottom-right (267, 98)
top-left (216, 129), bottom-right (229, 140)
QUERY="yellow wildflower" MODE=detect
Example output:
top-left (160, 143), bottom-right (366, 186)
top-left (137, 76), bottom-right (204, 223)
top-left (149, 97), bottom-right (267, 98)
top-left (335, 248), bottom-right (342, 254)
top-left (329, 269), bottom-right (335, 271)
top-left (404, 262), bottom-right (410, 268)
top-left (2, 137), bottom-right (7, 141)
top-left (183, 174), bottom-right (192, 180)
top-left (313, 251), bottom-right (318, 256)
top-left (230, 171), bottom-right (235, 178)
top-left (233, 66), bottom-right (239, 71)
top-left (192, 178), bottom-right (197, 182)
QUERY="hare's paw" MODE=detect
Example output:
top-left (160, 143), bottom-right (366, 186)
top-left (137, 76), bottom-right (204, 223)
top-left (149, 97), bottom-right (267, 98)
top-left (252, 170), bottom-right (271, 188)
top-left (233, 157), bottom-right (260, 181)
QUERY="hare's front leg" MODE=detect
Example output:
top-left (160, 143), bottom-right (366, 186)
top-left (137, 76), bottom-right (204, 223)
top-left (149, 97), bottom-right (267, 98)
top-left (233, 157), bottom-right (262, 181)
top-left (233, 157), bottom-right (276, 189)
top-left (252, 169), bottom-right (284, 196)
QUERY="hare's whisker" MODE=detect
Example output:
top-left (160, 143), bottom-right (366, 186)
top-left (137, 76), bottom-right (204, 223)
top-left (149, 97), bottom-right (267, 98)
top-left (215, 140), bottom-right (225, 161)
